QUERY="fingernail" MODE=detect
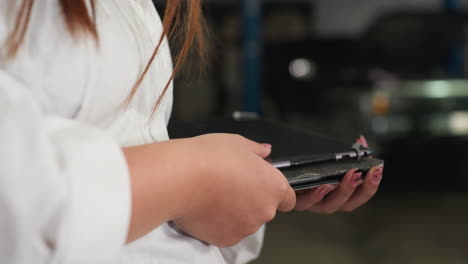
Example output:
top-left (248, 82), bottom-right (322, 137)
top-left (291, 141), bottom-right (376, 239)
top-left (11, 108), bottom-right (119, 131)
top-left (262, 143), bottom-right (272, 149)
top-left (373, 166), bottom-right (383, 184)
top-left (352, 172), bottom-right (362, 182)
top-left (352, 173), bottom-right (363, 187)
top-left (353, 180), bottom-right (364, 188)
top-left (319, 185), bottom-right (333, 196)
top-left (360, 135), bottom-right (369, 147)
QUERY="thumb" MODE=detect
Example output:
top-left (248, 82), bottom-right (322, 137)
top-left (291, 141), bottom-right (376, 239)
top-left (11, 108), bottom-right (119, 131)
top-left (245, 139), bottom-right (272, 159)
top-left (356, 135), bottom-right (369, 148)
top-left (277, 182), bottom-right (296, 212)
top-left (256, 143), bottom-right (272, 159)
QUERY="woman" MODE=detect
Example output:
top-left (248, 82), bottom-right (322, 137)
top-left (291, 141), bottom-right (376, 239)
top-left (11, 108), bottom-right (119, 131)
top-left (0, 1), bottom-right (383, 263)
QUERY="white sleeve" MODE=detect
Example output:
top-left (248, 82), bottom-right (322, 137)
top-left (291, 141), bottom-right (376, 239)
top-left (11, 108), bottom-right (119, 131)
top-left (0, 71), bottom-right (131, 263)
top-left (219, 226), bottom-right (266, 264)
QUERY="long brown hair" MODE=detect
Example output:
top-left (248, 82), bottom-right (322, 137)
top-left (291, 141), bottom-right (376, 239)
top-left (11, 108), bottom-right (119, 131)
top-left (4, 0), bottom-right (204, 115)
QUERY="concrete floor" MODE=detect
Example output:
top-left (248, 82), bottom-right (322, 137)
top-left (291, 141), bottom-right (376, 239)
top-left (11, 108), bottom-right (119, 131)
top-left (252, 192), bottom-right (468, 264)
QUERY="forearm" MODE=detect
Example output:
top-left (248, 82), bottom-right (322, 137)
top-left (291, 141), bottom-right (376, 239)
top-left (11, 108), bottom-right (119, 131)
top-left (121, 133), bottom-right (295, 248)
top-left (123, 138), bottom-right (202, 243)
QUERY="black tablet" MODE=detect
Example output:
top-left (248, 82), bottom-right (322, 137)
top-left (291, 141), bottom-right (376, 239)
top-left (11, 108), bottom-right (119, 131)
top-left (168, 119), bottom-right (384, 190)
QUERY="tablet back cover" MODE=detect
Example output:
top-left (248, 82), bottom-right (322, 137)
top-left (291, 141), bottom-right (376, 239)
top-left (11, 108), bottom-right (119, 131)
top-left (168, 119), bottom-right (383, 189)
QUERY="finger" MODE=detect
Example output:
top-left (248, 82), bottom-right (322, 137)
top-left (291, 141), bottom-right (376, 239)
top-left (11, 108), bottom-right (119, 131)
top-left (340, 165), bottom-right (383, 212)
top-left (356, 135), bottom-right (369, 148)
top-left (277, 180), bottom-right (297, 212)
top-left (295, 184), bottom-right (335, 211)
top-left (356, 138), bottom-right (364, 145)
top-left (311, 169), bottom-right (363, 214)
top-left (244, 137), bottom-right (272, 159)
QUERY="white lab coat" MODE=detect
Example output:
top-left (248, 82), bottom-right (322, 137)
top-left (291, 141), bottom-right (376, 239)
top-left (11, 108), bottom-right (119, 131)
top-left (0, 1), bottom-right (264, 263)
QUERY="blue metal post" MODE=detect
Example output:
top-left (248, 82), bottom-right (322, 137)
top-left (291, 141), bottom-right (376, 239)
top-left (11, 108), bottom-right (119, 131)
top-left (444, 0), bottom-right (465, 77)
top-left (242, 0), bottom-right (262, 114)
top-left (444, 0), bottom-right (459, 11)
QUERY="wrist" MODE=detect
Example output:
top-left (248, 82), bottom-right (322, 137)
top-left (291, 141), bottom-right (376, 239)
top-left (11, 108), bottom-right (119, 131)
top-left (123, 139), bottom-right (207, 242)
top-left (168, 138), bottom-right (211, 219)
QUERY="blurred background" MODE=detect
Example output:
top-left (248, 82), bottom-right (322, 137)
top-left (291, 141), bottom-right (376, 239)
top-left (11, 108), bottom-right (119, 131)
top-left (156, 0), bottom-right (468, 263)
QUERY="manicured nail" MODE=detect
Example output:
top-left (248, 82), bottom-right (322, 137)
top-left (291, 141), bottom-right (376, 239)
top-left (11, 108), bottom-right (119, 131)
top-left (360, 135), bottom-right (369, 147)
top-left (352, 173), bottom-right (363, 187)
top-left (373, 166), bottom-right (383, 184)
top-left (352, 172), bottom-right (362, 182)
top-left (262, 143), bottom-right (272, 149)
top-left (375, 165), bottom-right (384, 174)
top-left (353, 180), bottom-right (364, 188)
top-left (319, 185), bottom-right (333, 196)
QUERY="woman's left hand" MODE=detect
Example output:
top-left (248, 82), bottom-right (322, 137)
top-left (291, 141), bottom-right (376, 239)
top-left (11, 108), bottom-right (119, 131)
top-left (294, 136), bottom-right (383, 213)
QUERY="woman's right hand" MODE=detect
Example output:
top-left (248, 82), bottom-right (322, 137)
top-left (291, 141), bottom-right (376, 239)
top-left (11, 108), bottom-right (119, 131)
top-left (124, 134), bottom-right (296, 247)
top-left (173, 134), bottom-right (296, 247)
